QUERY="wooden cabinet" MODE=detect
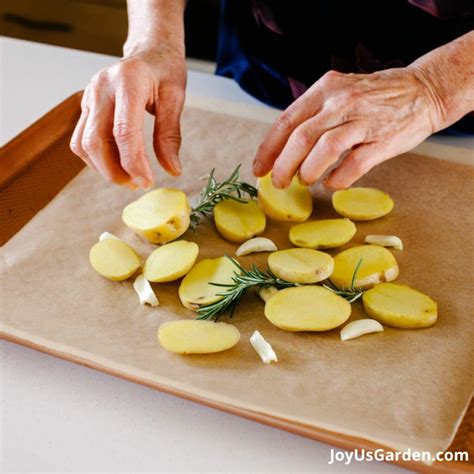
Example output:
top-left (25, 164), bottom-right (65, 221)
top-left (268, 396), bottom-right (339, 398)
top-left (1, 0), bottom-right (219, 60)
top-left (1, 0), bottom-right (128, 56)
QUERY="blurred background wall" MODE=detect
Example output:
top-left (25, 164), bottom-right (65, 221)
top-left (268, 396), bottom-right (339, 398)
top-left (1, 0), bottom-right (219, 66)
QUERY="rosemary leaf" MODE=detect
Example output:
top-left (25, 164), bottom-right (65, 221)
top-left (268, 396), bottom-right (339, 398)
top-left (323, 257), bottom-right (364, 302)
top-left (195, 257), bottom-right (296, 321)
top-left (195, 257), bottom-right (365, 321)
top-left (189, 165), bottom-right (257, 231)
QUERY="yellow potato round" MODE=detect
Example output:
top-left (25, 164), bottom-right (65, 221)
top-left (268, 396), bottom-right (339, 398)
top-left (265, 286), bottom-right (351, 331)
top-left (179, 257), bottom-right (240, 310)
top-left (268, 248), bottom-right (334, 283)
top-left (257, 173), bottom-right (313, 222)
top-left (122, 188), bottom-right (190, 243)
top-left (331, 245), bottom-right (399, 290)
top-left (289, 218), bottom-right (356, 249)
top-left (143, 240), bottom-right (199, 282)
top-left (332, 187), bottom-right (394, 221)
top-left (363, 283), bottom-right (438, 329)
top-left (89, 239), bottom-right (140, 281)
top-left (214, 199), bottom-right (266, 243)
top-left (158, 320), bottom-right (240, 354)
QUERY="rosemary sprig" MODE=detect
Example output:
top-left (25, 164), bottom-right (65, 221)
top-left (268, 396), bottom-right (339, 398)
top-left (189, 165), bottom-right (257, 231)
top-left (196, 257), bottom-right (365, 321)
top-left (322, 258), bottom-right (364, 303)
top-left (196, 257), bottom-right (296, 321)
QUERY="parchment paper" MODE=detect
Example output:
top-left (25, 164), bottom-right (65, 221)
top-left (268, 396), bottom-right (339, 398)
top-left (1, 98), bottom-right (473, 458)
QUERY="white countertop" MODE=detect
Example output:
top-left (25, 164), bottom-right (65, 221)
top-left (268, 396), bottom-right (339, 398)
top-left (3, 36), bottom-right (468, 473)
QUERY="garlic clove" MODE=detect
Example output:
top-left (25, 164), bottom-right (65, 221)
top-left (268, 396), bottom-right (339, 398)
top-left (236, 237), bottom-right (278, 256)
top-left (99, 231), bottom-right (121, 242)
top-left (340, 319), bottom-right (384, 341)
top-left (257, 285), bottom-right (279, 303)
top-left (364, 235), bottom-right (403, 250)
top-left (133, 274), bottom-right (160, 307)
top-left (250, 330), bottom-right (278, 364)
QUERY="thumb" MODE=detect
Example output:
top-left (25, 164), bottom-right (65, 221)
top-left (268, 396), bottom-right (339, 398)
top-left (153, 85), bottom-right (185, 176)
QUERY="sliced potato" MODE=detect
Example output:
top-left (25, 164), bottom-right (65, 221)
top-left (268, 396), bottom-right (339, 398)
top-left (331, 245), bottom-right (399, 290)
top-left (363, 283), bottom-right (438, 329)
top-left (332, 187), bottom-right (394, 221)
top-left (143, 240), bottom-right (199, 282)
top-left (257, 173), bottom-right (313, 222)
top-left (268, 248), bottom-right (334, 284)
top-left (265, 286), bottom-right (351, 331)
top-left (122, 188), bottom-right (190, 244)
top-left (289, 218), bottom-right (356, 249)
top-left (158, 320), bottom-right (240, 354)
top-left (214, 199), bottom-right (266, 243)
top-left (179, 257), bottom-right (240, 310)
top-left (89, 238), bottom-right (140, 281)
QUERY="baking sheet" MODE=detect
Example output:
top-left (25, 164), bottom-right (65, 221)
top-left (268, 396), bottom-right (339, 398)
top-left (1, 98), bottom-right (473, 462)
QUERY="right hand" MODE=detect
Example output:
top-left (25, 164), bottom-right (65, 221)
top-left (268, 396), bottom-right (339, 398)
top-left (70, 43), bottom-right (187, 189)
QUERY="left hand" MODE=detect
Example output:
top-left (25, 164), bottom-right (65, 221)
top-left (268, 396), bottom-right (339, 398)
top-left (252, 68), bottom-right (441, 190)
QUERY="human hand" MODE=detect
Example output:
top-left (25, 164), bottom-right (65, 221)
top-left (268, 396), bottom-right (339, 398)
top-left (70, 42), bottom-right (186, 189)
top-left (253, 68), bottom-right (444, 190)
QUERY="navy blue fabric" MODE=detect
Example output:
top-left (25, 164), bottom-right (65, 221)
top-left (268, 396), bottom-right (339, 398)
top-left (215, 0), bottom-right (473, 132)
top-left (215, 1), bottom-right (294, 109)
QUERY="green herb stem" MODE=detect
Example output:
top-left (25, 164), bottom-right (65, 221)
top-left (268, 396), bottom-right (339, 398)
top-left (189, 165), bottom-right (257, 231)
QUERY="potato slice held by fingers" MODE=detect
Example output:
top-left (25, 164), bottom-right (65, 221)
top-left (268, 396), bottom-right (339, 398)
top-left (331, 245), bottom-right (399, 290)
top-left (158, 320), bottom-right (240, 354)
top-left (265, 286), bottom-right (351, 331)
top-left (363, 283), bottom-right (438, 329)
top-left (89, 238), bottom-right (140, 281)
top-left (144, 240), bottom-right (199, 282)
top-left (179, 257), bottom-right (240, 310)
top-left (268, 248), bottom-right (334, 284)
top-left (214, 199), bottom-right (266, 243)
top-left (257, 173), bottom-right (313, 222)
top-left (289, 218), bottom-right (356, 249)
top-left (332, 187), bottom-right (394, 221)
top-left (122, 188), bottom-right (190, 244)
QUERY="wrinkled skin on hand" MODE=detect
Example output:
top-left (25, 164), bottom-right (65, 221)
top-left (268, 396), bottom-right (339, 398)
top-left (70, 45), bottom-right (186, 189)
top-left (253, 68), bottom-right (442, 190)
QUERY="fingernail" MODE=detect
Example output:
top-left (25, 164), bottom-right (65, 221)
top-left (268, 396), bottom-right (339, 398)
top-left (253, 160), bottom-right (261, 176)
top-left (272, 178), bottom-right (285, 189)
top-left (133, 176), bottom-right (152, 190)
top-left (171, 155), bottom-right (182, 174)
top-left (298, 175), bottom-right (309, 186)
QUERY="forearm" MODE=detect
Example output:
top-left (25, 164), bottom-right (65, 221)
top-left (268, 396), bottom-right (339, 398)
top-left (124, 0), bottom-right (187, 56)
top-left (408, 31), bottom-right (474, 132)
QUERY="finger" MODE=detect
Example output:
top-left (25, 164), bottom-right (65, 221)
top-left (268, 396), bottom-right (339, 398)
top-left (70, 107), bottom-right (96, 170)
top-left (153, 84), bottom-right (185, 176)
top-left (298, 122), bottom-right (366, 186)
top-left (82, 90), bottom-right (132, 186)
top-left (270, 112), bottom-right (343, 188)
top-left (114, 82), bottom-right (154, 187)
top-left (324, 142), bottom-right (390, 190)
top-left (253, 87), bottom-right (324, 177)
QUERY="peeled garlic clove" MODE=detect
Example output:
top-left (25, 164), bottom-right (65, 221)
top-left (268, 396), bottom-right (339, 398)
top-left (258, 285), bottom-right (279, 303)
top-left (133, 274), bottom-right (159, 307)
top-left (250, 330), bottom-right (278, 364)
top-left (364, 235), bottom-right (403, 250)
top-left (340, 319), bottom-right (384, 341)
top-left (99, 231), bottom-right (121, 242)
top-left (236, 237), bottom-right (278, 256)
